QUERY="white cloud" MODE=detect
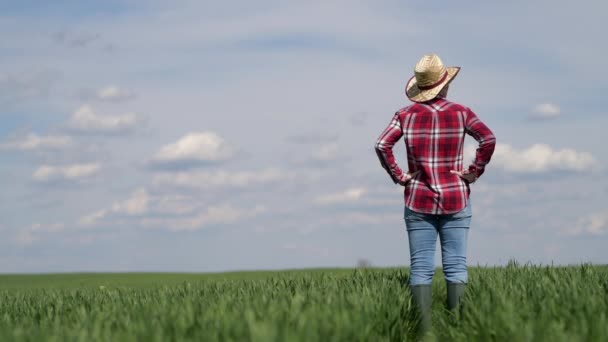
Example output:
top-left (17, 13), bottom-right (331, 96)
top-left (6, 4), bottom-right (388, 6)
top-left (96, 85), bottom-right (135, 102)
top-left (279, 243), bottom-right (331, 257)
top-left (531, 103), bottom-right (560, 120)
top-left (66, 105), bottom-right (138, 134)
top-left (52, 31), bottom-right (101, 48)
top-left (153, 168), bottom-right (290, 188)
top-left (134, 203), bottom-right (267, 231)
top-left (314, 187), bottom-right (366, 205)
top-left (312, 143), bottom-right (339, 162)
top-left (290, 142), bottom-right (345, 167)
top-left (33, 163), bottom-right (101, 182)
top-left (29, 222), bottom-right (66, 233)
top-left (152, 195), bottom-right (199, 216)
top-left (79, 210), bottom-right (107, 226)
top-left (288, 210), bottom-right (398, 235)
top-left (13, 222), bottom-right (111, 247)
top-left (14, 222), bottom-right (66, 246)
top-left (463, 143), bottom-right (477, 166)
top-left (0, 70), bottom-right (57, 105)
top-left (151, 132), bottom-right (234, 166)
top-left (0, 133), bottom-right (72, 151)
top-left (349, 112), bottom-right (369, 126)
top-left (332, 212), bottom-right (394, 225)
top-left (464, 143), bottom-right (598, 173)
top-left (111, 188), bottom-right (150, 215)
top-left (286, 133), bottom-right (338, 144)
top-left (80, 188), bottom-right (149, 225)
top-left (166, 204), bottom-right (266, 231)
top-left (80, 187), bottom-right (264, 231)
top-left (566, 212), bottom-right (608, 236)
top-left (14, 231), bottom-right (37, 246)
top-left (491, 143), bottom-right (597, 173)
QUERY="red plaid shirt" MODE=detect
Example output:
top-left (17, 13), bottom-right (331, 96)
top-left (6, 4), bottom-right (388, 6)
top-left (375, 97), bottom-right (496, 214)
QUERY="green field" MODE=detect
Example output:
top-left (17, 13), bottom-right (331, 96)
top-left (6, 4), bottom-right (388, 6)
top-left (0, 263), bottom-right (606, 341)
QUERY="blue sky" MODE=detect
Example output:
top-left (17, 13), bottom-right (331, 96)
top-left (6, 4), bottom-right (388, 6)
top-left (1, 0), bottom-right (607, 272)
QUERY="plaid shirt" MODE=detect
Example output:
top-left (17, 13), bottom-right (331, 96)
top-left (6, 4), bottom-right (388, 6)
top-left (375, 97), bottom-right (496, 214)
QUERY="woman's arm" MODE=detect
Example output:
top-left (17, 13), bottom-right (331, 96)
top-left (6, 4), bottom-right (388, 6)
top-left (375, 112), bottom-right (409, 184)
top-left (464, 108), bottom-right (496, 178)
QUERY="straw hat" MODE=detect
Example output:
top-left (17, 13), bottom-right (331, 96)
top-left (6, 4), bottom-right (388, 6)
top-left (405, 54), bottom-right (460, 103)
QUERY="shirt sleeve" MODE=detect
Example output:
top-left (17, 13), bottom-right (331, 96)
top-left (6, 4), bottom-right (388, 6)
top-left (464, 108), bottom-right (496, 178)
top-left (375, 112), bottom-right (406, 184)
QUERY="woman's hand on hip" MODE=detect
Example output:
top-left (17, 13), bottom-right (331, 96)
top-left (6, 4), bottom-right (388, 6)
top-left (397, 170), bottom-right (420, 186)
top-left (450, 169), bottom-right (477, 184)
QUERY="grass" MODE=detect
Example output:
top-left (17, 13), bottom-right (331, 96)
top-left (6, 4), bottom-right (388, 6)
top-left (0, 263), bottom-right (606, 341)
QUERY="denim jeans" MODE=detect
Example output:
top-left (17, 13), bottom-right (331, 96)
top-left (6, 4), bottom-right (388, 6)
top-left (404, 200), bottom-right (472, 286)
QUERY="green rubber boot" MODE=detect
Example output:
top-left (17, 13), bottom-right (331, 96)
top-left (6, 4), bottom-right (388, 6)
top-left (447, 282), bottom-right (466, 312)
top-left (410, 285), bottom-right (432, 335)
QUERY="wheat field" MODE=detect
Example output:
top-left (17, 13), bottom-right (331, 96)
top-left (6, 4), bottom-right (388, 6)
top-left (0, 263), bottom-right (606, 341)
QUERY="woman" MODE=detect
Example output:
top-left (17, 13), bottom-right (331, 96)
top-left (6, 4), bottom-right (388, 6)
top-left (374, 54), bottom-right (496, 333)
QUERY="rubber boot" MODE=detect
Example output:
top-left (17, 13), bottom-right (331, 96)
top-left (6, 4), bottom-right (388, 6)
top-left (410, 285), bottom-right (432, 335)
top-left (447, 282), bottom-right (466, 311)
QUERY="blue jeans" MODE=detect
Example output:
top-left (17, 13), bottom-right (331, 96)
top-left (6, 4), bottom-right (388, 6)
top-left (404, 201), bottom-right (472, 286)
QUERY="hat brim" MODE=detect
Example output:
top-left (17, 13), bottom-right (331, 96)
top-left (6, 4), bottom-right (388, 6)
top-left (405, 66), bottom-right (461, 103)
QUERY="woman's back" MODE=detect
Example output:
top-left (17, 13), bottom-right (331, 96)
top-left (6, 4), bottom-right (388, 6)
top-left (376, 96), bottom-right (495, 215)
